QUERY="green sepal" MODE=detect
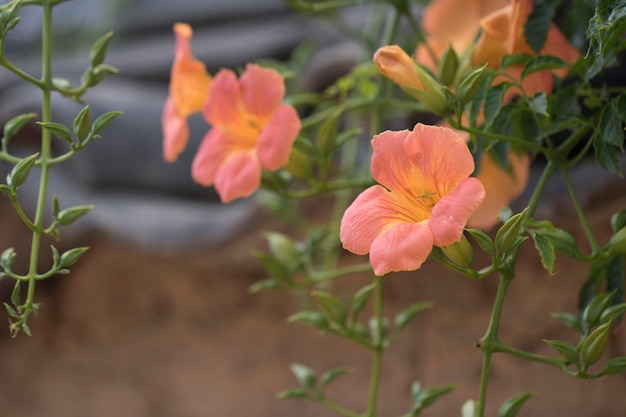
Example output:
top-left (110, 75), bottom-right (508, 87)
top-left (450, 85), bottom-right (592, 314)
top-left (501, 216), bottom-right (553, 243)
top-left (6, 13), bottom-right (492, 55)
top-left (498, 392), bottom-right (534, 417)
top-left (287, 311), bottom-right (329, 332)
top-left (466, 228), bottom-right (495, 256)
top-left (92, 111), bottom-right (123, 134)
top-left (73, 105), bottom-right (91, 142)
top-left (393, 301), bottom-right (433, 334)
top-left (3, 113), bottom-right (37, 140)
top-left (580, 321), bottom-right (611, 367)
top-left (89, 31), bottom-right (114, 67)
top-left (321, 367), bottom-right (351, 387)
top-left (10, 280), bottom-right (20, 306)
top-left (289, 363), bottom-right (317, 390)
top-left (600, 357), bottom-right (626, 375)
top-left (312, 290), bottom-right (346, 328)
top-left (544, 339), bottom-right (579, 365)
top-left (457, 64), bottom-right (488, 107)
top-left (7, 153), bottom-right (38, 190)
top-left (38, 122), bottom-right (73, 144)
top-left (59, 246), bottom-right (90, 268)
top-left (276, 388), bottom-right (308, 400)
top-left (495, 208), bottom-right (528, 255)
top-left (56, 205), bottom-right (94, 226)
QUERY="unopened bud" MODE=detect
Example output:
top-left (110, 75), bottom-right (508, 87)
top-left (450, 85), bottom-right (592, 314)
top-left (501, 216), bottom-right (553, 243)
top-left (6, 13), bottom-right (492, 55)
top-left (440, 234), bottom-right (474, 267)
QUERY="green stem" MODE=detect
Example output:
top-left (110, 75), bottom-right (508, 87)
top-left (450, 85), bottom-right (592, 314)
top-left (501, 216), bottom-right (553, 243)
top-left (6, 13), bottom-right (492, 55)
top-left (311, 262), bottom-right (373, 282)
top-left (476, 270), bottom-right (513, 417)
top-left (559, 166), bottom-right (601, 253)
top-left (365, 275), bottom-right (384, 417)
top-left (21, 0), bottom-right (53, 333)
top-left (317, 397), bottom-right (362, 417)
top-left (450, 122), bottom-right (546, 153)
top-left (491, 340), bottom-right (568, 368)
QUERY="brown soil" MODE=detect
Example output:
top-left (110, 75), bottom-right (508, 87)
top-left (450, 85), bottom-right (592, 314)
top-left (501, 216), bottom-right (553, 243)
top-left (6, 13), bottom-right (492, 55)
top-left (0, 185), bottom-right (625, 417)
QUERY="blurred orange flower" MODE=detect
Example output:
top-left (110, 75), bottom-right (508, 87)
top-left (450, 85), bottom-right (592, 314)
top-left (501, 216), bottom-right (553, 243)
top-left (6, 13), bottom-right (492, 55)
top-left (340, 124), bottom-right (485, 276)
top-left (162, 23), bottom-right (212, 163)
top-left (192, 64), bottom-right (301, 203)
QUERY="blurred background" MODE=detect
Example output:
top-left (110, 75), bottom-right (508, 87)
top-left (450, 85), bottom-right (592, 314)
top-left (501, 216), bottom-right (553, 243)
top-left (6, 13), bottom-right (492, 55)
top-left (0, 1), bottom-right (625, 416)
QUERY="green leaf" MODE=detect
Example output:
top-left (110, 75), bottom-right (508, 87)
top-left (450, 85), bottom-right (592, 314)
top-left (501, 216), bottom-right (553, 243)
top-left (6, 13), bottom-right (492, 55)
top-left (600, 303), bottom-right (626, 323)
top-left (611, 209), bottom-right (626, 232)
top-left (38, 122), bottom-right (73, 144)
top-left (438, 45), bottom-right (459, 86)
top-left (3, 113), bottom-right (37, 139)
top-left (521, 55), bottom-right (567, 79)
top-left (265, 232), bottom-right (299, 265)
top-left (0, 247), bottom-right (16, 271)
top-left (7, 153), bottom-right (39, 190)
top-left (413, 384), bottom-right (457, 410)
top-left (248, 278), bottom-right (281, 293)
top-left (551, 311), bottom-right (581, 332)
top-left (499, 392), bottom-right (534, 417)
top-left (312, 290), bottom-right (347, 327)
top-left (393, 301), bottom-right (433, 333)
top-left (89, 31), bottom-right (114, 67)
top-left (72, 105), bottom-right (91, 142)
top-left (500, 53), bottom-right (532, 69)
top-left (524, 0), bottom-right (559, 53)
top-left (601, 357), bottom-right (626, 375)
top-left (3, 302), bottom-right (17, 317)
top-left (321, 367), bottom-right (351, 387)
top-left (598, 103), bottom-right (624, 151)
top-left (544, 339), bottom-right (579, 365)
top-left (287, 311), bottom-right (329, 332)
top-left (580, 321), bottom-right (611, 367)
top-left (50, 245), bottom-right (60, 265)
top-left (350, 282), bottom-right (376, 322)
top-left (456, 64), bottom-right (488, 107)
top-left (253, 251), bottom-right (291, 283)
top-left (593, 133), bottom-right (621, 175)
top-left (92, 111), bottom-right (123, 134)
top-left (484, 83), bottom-right (508, 128)
top-left (585, 0), bottom-right (626, 79)
top-left (528, 92), bottom-right (548, 117)
top-left (289, 363), bottom-right (317, 389)
top-left (530, 231), bottom-right (556, 274)
top-left (283, 147), bottom-right (313, 178)
top-left (316, 109), bottom-right (340, 155)
top-left (10, 280), bottom-right (20, 306)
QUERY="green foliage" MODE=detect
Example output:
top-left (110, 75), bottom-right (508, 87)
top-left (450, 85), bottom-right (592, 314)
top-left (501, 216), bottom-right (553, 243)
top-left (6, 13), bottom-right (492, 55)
top-left (585, 0), bottom-right (626, 78)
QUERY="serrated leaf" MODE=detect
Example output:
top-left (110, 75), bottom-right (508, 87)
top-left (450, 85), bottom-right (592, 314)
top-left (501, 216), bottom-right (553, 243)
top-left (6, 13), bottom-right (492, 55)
top-left (499, 392), bottom-right (534, 417)
top-left (585, 0), bottom-right (626, 79)
top-left (521, 55), bottom-right (568, 79)
top-left (321, 367), bottom-right (351, 386)
top-left (593, 133), bottom-right (621, 175)
top-left (500, 53), bottom-right (532, 69)
top-left (524, 0), bottom-right (559, 53)
top-left (531, 231), bottom-right (556, 274)
top-left (599, 103), bottom-right (624, 150)
top-left (544, 339), bottom-right (579, 365)
top-left (484, 83), bottom-right (507, 128)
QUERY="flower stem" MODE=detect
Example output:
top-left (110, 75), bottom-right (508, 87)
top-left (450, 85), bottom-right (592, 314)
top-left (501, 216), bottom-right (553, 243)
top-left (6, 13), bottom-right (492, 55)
top-left (19, 0), bottom-right (53, 335)
top-left (365, 274), bottom-right (384, 417)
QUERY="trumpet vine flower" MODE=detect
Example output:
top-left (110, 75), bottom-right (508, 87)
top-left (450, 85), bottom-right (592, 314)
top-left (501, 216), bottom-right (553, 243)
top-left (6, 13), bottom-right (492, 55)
top-left (192, 64), bottom-right (301, 203)
top-left (340, 124), bottom-right (485, 276)
top-left (162, 23), bottom-right (212, 162)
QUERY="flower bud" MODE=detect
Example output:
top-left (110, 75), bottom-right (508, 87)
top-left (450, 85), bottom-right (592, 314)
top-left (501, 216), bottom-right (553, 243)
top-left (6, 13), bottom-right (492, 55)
top-left (440, 234), bottom-right (474, 267)
top-left (438, 45), bottom-right (458, 86)
top-left (374, 45), bottom-right (449, 115)
top-left (608, 226), bottom-right (626, 256)
top-left (495, 208), bottom-right (528, 255)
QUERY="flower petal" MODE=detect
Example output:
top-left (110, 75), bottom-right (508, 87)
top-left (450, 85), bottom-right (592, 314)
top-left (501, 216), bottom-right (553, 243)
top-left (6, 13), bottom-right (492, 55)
top-left (203, 69), bottom-right (248, 131)
top-left (405, 124), bottom-right (475, 195)
top-left (469, 151), bottom-right (529, 229)
top-left (429, 177), bottom-right (485, 246)
top-left (370, 129), bottom-right (414, 193)
top-left (340, 186), bottom-right (395, 255)
top-left (369, 222), bottom-right (434, 276)
top-left (257, 104), bottom-right (301, 170)
top-left (170, 23), bottom-right (212, 117)
top-left (191, 128), bottom-right (233, 187)
top-left (213, 151), bottom-right (261, 203)
top-left (240, 64), bottom-right (285, 121)
top-left (162, 96), bottom-right (189, 162)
